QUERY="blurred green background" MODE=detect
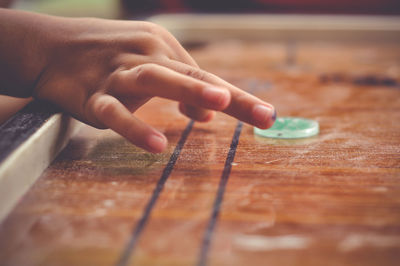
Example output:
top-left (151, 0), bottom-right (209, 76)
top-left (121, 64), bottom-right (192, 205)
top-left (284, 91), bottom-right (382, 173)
top-left (13, 0), bottom-right (120, 18)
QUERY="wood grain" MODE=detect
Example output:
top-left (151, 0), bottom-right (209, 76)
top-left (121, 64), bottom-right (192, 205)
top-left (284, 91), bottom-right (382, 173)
top-left (0, 40), bottom-right (399, 266)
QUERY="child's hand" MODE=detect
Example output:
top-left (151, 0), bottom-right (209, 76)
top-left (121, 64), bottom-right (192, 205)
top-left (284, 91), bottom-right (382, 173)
top-left (0, 9), bottom-right (275, 153)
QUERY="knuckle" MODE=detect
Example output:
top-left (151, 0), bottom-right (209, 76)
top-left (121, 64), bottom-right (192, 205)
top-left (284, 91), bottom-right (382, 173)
top-left (141, 21), bottom-right (159, 32)
top-left (96, 97), bottom-right (118, 118)
top-left (109, 69), bottom-right (124, 89)
top-left (142, 21), bottom-right (169, 36)
top-left (184, 68), bottom-right (207, 81)
top-left (140, 21), bottom-right (176, 46)
top-left (139, 31), bottom-right (158, 44)
top-left (133, 63), bottom-right (157, 85)
top-left (140, 32), bottom-right (169, 56)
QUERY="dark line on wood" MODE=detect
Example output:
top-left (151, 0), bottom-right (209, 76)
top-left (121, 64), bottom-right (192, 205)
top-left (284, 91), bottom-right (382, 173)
top-left (0, 100), bottom-right (58, 164)
top-left (197, 121), bottom-right (243, 266)
top-left (116, 120), bottom-right (194, 266)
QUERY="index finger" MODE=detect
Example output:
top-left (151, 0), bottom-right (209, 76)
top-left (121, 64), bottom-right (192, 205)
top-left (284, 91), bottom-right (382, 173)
top-left (164, 60), bottom-right (276, 129)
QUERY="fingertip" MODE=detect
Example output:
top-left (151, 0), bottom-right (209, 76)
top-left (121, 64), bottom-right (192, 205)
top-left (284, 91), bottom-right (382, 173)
top-left (146, 133), bottom-right (168, 153)
top-left (252, 104), bottom-right (276, 129)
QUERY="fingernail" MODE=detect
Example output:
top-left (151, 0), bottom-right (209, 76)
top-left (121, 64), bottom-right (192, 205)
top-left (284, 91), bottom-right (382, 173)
top-left (202, 87), bottom-right (230, 109)
top-left (147, 133), bottom-right (167, 153)
top-left (253, 105), bottom-right (275, 128)
top-left (272, 109), bottom-right (277, 121)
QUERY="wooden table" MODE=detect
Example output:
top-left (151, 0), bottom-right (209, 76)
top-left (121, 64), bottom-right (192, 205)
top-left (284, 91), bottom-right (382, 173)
top-left (0, 38), bottom-right (399, 266)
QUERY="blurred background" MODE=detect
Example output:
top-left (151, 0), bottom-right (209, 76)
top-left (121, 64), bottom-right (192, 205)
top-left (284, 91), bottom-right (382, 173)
top-left (1, 0), bottom-right (400, 19)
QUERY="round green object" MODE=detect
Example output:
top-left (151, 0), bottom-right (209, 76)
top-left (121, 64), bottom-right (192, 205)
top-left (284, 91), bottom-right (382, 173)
top-left (254, 117), bottom-right (319, 139)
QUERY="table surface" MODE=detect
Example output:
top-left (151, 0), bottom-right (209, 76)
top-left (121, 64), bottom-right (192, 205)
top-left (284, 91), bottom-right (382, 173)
top-left (0, 40), bottom-right (399, 266)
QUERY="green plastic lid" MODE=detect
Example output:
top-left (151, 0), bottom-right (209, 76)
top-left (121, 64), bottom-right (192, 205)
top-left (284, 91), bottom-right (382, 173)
top-left (254, 117), bottom-right (319, 139)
